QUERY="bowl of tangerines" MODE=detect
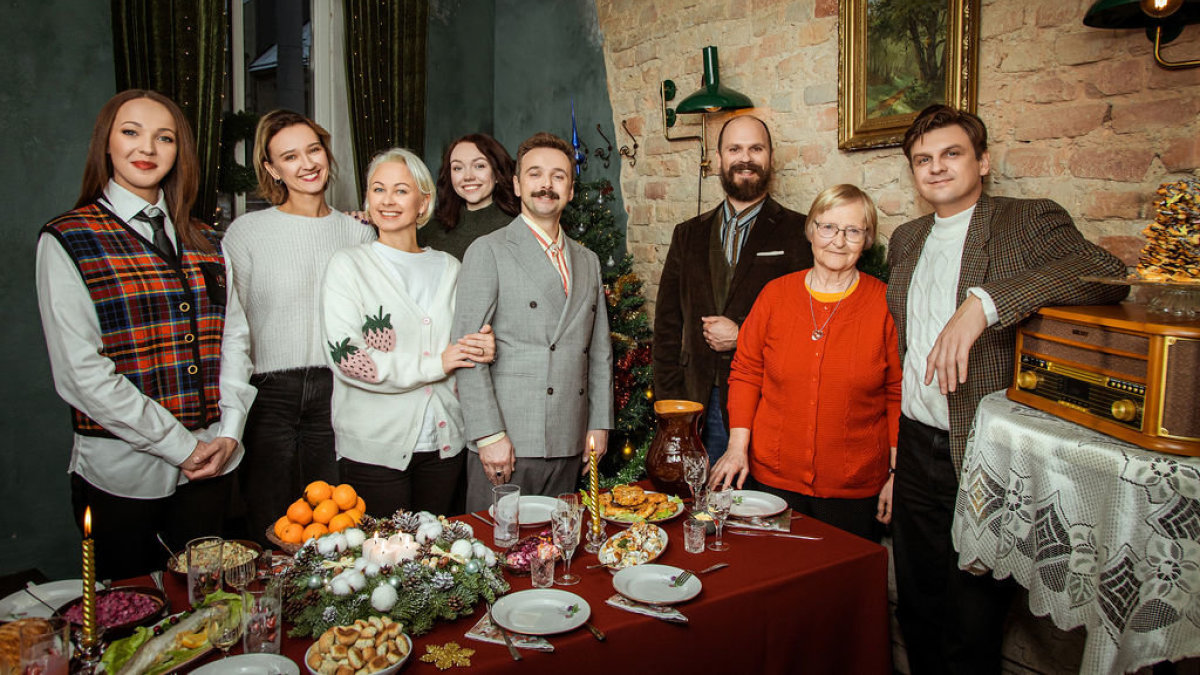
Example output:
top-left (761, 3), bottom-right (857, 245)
top-left (267, 481), bottom-right (367, 553)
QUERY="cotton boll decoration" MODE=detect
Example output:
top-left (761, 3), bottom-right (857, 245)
top-left (483, 549), bottom-right (497, 567)
top-left (450, 539), bottom-right (474, 560)
top-left (345, 570), bottom-right (366, 591)
top-left (363, 562), bottom-right (381, 577)
top-left (417, 511), bottom-right (437, 524)
top-left (472, 542), bottom-right (489, 559)
top-left (371, 583), bottom-right (399, 612)
top-left (316, 535), bottom-right (340, 556)
top-left (344, 528), bottom-right (366, 548)
top-left (329, 532), bottom-right (349, 552)
top-left (329, 576), bottom-right (352, 596)
top-left (416, 520), bottom-right (443, 544)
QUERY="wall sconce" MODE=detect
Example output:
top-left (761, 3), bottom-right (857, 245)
top-left (661, 46), bottom-right (754, 213)
top-left (1084, 0), bottom-right (1200, 69)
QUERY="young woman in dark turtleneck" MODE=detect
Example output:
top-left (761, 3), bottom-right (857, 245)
top-left (417, 133), bottom-right (519, 260)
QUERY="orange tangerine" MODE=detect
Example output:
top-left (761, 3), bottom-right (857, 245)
top-left (328, 513), bottom-right (355, 533)
top-left (355, 496), bottom-right (366, 514)
top-left (332, 484), bottom-right (358, 511)
top-left (305, 480), bottom-right (333, 506)
top-left (273, 515), bottom-right (292, 539)
top-left (281, 522), bottom-right (304, 544)
top-left (302, 522), bottom-right (329, 541)
top-left (344, 508), bottom-right (363, 524)
top-left (286, 499), bottom-right (314, 526)
top-left (312, 499), bottom-right (339, 525)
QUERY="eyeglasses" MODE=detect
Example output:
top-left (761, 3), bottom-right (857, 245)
top-left (813, 222), bottom-right (868, 243)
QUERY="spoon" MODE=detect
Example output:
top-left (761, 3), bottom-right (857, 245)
top-left (156, 532), bottom-right (181, 570)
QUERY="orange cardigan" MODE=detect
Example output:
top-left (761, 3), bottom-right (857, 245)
top-left (727, 270), bottom-right (901, 499)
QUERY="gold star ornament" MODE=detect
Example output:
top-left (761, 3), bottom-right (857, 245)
top-left (419, 641), bottom-right (475, 670)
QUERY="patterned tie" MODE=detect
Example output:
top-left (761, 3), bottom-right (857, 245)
top-left (135, 207), bottom-right (177, 266)
top-left (547, 242), bottom-right (569, 296)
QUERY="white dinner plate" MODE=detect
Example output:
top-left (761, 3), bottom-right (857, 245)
top-left (730, 490), bottom-right (788, 518)
top-left (489, 495), bottom-right (559, 527)
top-left (612, 564), bottom-right (702, 605)
top-left (195, 653), bottom-right (300, 674)
top-left (0, 580), bottom-right (100, 621)
top-left (490, 589), bottom-right (590, 635)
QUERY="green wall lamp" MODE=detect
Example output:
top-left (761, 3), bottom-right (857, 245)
top-left (660, 46), bottom-right (754, 213)
top-left (1084, 0), bottom-right (1200, 69)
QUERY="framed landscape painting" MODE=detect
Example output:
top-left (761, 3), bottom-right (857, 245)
top-left (838, 0), bottom-right (980, 151)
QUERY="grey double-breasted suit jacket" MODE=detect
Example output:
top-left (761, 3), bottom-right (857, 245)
top-left (452, 217), bottom-right (614, 459)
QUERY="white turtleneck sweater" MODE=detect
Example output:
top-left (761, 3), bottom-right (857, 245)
top-left (223, 207), bottom-right (376, 374)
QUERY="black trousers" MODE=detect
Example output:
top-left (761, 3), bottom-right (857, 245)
top-left (71, 472), bottom-right (232, 580)
top-left (238, 367), bottom-right (339, 546)
top-left (892, 415), bottom-right (1014, 675)
top-left (338, 451), bottom-right (466, 517)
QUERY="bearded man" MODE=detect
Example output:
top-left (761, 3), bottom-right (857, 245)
top-left (653, 115), bottom-right (812, 462)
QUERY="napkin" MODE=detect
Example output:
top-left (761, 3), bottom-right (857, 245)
top-left (725, 508), bottom-right (793, 532)
top-left (605, 594), bottom-right (688, 623)
top-left (465, 614), bottom-right (555, 652)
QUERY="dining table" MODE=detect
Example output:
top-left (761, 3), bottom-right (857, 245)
top-left (129, 500), bottom-right (890, 674)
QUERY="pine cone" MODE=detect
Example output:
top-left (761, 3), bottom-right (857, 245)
top-left (446, 595), bottom-right (466, 613)
top-left (395, 511), bottom-right (422, 532)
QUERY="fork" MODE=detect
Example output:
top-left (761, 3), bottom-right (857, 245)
top-left (672, 562), bottom-right (728, 586)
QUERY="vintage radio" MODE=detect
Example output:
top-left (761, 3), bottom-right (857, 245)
top-left (1007, 304), bottom-right (1200, 457)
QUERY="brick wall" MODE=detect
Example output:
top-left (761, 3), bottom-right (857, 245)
top-left (594, 0), bottom-right (1200, 314)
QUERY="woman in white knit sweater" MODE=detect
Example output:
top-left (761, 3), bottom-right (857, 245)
top-left (321, 148), bottom-right (494, 515)
top-left (223, 110), bottom-right (375, 543)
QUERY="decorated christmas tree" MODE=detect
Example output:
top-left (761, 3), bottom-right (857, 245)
top-left (561, 178), bottom-right (655, 487)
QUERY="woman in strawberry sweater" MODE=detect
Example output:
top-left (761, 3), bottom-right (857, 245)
top-left (710, 185), bottom-right (901, 542)
top-left (321, 148), bottom-right (495, 515)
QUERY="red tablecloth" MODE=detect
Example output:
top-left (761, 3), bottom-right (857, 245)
top-left (143, 512), bottom-right (889, 674)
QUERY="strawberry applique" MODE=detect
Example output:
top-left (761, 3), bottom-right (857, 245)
top-left (362, 307), bottom-right (396, 352)
top-left (329, 337), bottom-right (379, 383)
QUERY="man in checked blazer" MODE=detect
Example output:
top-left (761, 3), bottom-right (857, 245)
top-left (653, 115), bottom-right (812, 463)
top-left (886, 105), bottom-right (1128, 675)
top-left (453, 132), bottom-right (613, 513)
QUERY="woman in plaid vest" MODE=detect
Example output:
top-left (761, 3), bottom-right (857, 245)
top-left (36, 90), bottom-right (255, 579)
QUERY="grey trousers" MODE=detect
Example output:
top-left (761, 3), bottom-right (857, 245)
top-left (464, 452), bottom-right (582, 513)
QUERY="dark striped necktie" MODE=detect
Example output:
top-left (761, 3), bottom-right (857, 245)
top-left (134, 207), bottom-right (177, 266)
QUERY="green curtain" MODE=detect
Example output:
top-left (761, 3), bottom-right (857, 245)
top-left (110, 0), bottom-right (227, 224)
top-left (344, 0), bottom-right (428, 194)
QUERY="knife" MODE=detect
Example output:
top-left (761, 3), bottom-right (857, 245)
top-left (584, 621), bottom-right (606, 642)
top-left (471, 511), bottom-right (496, 528)
top-left (487, 603), bottom-right (522, 661)
top-left (728, 530), bottom-right (823, 541)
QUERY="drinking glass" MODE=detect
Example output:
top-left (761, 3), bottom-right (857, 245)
top-left (19, 617), bottom-right (70, 675)
top-left (207, 599), bottom-right (241, 659)
top-left (530, 553), bottom-right (555, 588)
top-left (492, 484), bottom-right (521, 549)
top-left (225, 553), bottom-right (255, 594)
top-left (707, 486), bottom-right (734, 551)
top-left (242, 583), bottom-right (282, 655)
top-left (186, 537), bottom-right (224, 607)
top-left (683, 454), bottom-right (709, 503)
top-left (683, 517), bottom-right (706, 554)
top-left (551, 500), bottom-right (582, 586)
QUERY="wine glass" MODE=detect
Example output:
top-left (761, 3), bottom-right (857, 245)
top-left (207, 599), bottom-right (241, 659)
top-left (683, 453), bottom-right (709, 503)
top-left (225, 551), bottom-right (255, 594)
top-left (707, 486), bottom-right (734, 552)
top-left (551, 496), bottom-right (582, 586)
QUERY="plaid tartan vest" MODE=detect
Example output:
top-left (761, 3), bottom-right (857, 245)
top-left (42, 203), bottom-right (227, 437)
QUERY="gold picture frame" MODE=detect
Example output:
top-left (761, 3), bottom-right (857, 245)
top-left (838, 0), bottom-right (980, 151)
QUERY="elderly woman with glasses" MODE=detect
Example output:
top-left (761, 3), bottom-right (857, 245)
top-left (710, 184), bottom-right (901, 542)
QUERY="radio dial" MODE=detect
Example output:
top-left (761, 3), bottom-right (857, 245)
top-left (1111, 399), bottom-right (1139, 422)
top-left (1016, 371), bottom-right (1040, 390)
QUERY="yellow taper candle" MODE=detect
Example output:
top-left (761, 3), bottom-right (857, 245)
top-left (588, 437), bottom-right (601, 536)
top-left (81, 506), bottom-right (97, 647)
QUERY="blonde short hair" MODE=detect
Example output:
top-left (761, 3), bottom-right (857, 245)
top-left (806, 184), bottom-right (878, 249)
top-left (363, 147), bottom-right (437, 227)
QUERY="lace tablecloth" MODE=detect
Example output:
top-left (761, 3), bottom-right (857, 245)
top-left (952, 391), bottom-right (1200, 675)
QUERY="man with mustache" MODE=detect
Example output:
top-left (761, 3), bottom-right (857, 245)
top-left (653, 115), bottom-right (812, 463)
top-left (453, 132), bottom-right (613, 511)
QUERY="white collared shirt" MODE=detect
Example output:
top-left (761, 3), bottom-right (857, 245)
top-left (35, 180), bottom-right (255, 498)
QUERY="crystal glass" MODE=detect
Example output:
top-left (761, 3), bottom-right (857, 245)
top-left (242, 583), bottom-right (282, 654)
top-left (551, 498), bottom-right (582, 586)
top-left (186, 537), bottom-right (224, 608)
top-left (19, 616), bottom-right (70, 675)
top-left (683, 517), bottom-right (706, 554)
top-left (492, 484), bottom-right (521, 549)
top-left (683, 453), bottom-right (709, 503)
top-left (707, 486), bottom-right (734, 552)
top-left (530, 553), bottom-right (555, 588)
top-left (207, 598), bottom-right (241, 658)
top-left (225, 555), bottom-right (255, 593)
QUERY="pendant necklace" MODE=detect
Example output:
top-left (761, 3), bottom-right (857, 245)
top-left (807, 272), bottom-right (855, 341)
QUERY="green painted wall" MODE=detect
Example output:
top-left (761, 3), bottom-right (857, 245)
top-left (424, 0), bottom-right (627, 242)
top-left (0, 0), bottom-right (116, 579)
